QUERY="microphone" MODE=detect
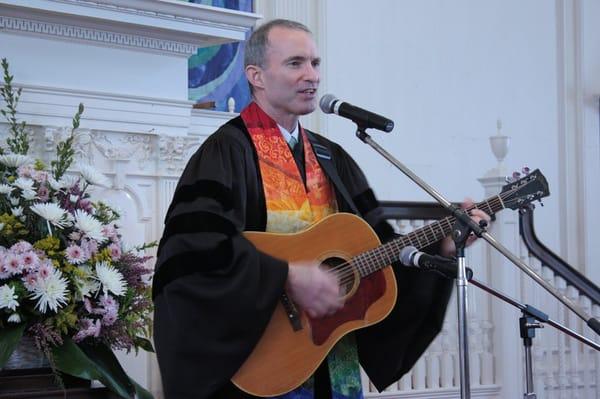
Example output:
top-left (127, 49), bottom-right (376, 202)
top-left (319, 94), bottom-right (394, 132)
top-left (399, 246), bottom-right (473, 280)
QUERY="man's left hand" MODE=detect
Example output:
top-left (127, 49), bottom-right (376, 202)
top-left (440, 198), bottom-right (492, 257)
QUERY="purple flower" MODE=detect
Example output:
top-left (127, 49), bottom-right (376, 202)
top-left (73, 318), bottom-right (102, 342)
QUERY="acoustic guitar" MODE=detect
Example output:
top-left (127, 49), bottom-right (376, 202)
top-left (232, 169), bottom-right (549, 396)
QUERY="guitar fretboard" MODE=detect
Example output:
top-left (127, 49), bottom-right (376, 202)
top-left (351, 195), bottom-right (504, 277)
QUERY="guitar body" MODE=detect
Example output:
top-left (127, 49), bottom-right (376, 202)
top-left (232, 213), bottom-right (397, 396)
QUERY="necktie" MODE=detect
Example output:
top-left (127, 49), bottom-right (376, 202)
top-left (287, 135), bottom-right (298, 150)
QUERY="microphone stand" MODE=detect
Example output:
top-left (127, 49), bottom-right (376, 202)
top-left (353, 126), bottom-right (600, 399)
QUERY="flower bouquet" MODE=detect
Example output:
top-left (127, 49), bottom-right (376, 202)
top-left (0, 58), bottom-right (155, 399)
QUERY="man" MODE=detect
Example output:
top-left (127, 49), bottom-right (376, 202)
top-left (153, 19), bottom-right (489, 399)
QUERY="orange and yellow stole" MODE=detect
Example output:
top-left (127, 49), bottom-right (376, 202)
top-left (241, 102), bottom-right (337, 234)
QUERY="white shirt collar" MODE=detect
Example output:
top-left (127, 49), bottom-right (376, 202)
top-left (277, 122), bottom-right (299, 143)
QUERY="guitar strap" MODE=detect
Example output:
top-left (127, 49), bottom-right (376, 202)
top-left (304, 130), bottom-right (360, 216)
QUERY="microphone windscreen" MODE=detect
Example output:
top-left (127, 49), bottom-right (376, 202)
top-left (319, 94), bottom-right (337, 114)
top-left (399, 246), bottom-right (417, 266)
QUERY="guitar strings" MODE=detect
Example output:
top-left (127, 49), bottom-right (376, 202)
top-left (322, 186), bottom-right (524, 288)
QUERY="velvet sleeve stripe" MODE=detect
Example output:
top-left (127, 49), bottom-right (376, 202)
top-left (152, 239), bottom-right (234, 298)
top-left (164, 180), bottom-right (234, 221)
top-left (161, 210), bottom-right (238, 242)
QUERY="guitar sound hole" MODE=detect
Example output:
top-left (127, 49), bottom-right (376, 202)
top-left (321, 256), bottom-right (356, 297)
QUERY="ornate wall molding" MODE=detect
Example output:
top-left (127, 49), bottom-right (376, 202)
top-left (0, 0), bottom-right (260, 56)
top-left (0, 15), bottom-right (197, 55)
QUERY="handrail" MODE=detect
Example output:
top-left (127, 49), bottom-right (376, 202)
top-left (380, 201), bottom-right (600, 306)
top-left (519, 204), bottom-right (600, 306)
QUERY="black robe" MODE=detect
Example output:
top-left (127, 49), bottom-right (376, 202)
top-left (152, 117), bottom-right (453, 399)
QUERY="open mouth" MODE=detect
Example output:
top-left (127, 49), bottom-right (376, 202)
top-left (300, 88), bottom-right (317, 95)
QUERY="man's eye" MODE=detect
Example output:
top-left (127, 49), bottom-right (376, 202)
top-left (289, 61), bottom-right (301, 67)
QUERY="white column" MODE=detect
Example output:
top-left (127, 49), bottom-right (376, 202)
top-left (478, 127), bottom-right (523, 398)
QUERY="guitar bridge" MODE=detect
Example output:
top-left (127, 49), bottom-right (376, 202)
top-left (280, 292), bottom-right (302, 331)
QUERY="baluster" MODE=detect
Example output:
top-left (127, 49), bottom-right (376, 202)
top-left (398, 370), bottom-right (412, 391)
top-left (579, 296), bottom-right (592, 399)
top-left (541, 265), bottom-right (558, 399)
top-left (566, 285), bottom-right (581, 398)
top-left (480, 320), bottom-right (494, 386)
top-left (426, 335), bottom-right (442, 389)
top-left (593, 304), bottom-right (600, 398)
top-left (468, 319), bottom-right (482, 387)
top-left (554, 276), bottom-right (568, 399)
top-left (396, 219), bottom-right (412, 235)
top-left (412, 356), bottom-right (427, 390)
top-left (440, 324), bottom-right (454, 388)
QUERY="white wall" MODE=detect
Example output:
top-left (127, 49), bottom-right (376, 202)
top-left (319, 0), bottom-right (562, 253)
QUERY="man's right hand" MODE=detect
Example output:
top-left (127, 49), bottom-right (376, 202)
top-left (286, 261), bottom-right (344, 318)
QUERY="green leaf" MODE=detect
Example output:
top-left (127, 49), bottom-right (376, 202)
top-left (0, 323), bottom-right (26, 368)
top-left (53, 339), bottom-right (135, 399)
top-left (79, 342), bottom-right (136, 398)
top-left (133, 337), bottom-right (154, 353)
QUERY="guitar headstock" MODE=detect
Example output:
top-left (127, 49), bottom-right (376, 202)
top-left (500, 168), bottom-right (550, 210)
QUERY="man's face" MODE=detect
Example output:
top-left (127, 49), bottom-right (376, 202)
top-left (253, 27), bottom-right (320, 119)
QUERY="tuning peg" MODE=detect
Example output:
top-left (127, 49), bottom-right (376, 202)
top-left (505, 176), bottom-right (514, 183)
top-left (512, 171), bottom-right (521, 180)
top-left (522, 166), bottom-right (530, 175)
top-left (538, 199), bottom-right (544, 207)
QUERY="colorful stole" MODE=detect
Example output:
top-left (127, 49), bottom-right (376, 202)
top-left (241, 102), bottom-right (364, 399)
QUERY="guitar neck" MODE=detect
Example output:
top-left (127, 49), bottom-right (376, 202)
top-left (352, 195), bottom-right (505, 277)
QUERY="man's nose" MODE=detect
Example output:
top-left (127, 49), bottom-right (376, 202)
top-left (304, 64), bottom-right (319, 82)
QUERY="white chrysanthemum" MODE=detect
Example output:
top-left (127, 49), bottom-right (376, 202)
top-left (0, 284), bottom-right (19, 311)
top-left (7, 313), bottom-right (21, 323)
top-left (0, 184), bottom-right (14, 195)
top-left (11, 206), bottom-right (23, 217)
top-left (73, 210), bottom-right (106, 242)
top-left (95, 262), bottom-right (126, 296)
top-left (59, 174), bottom-right (81, 190)
top-left (47, 176), bottom-right (63, 191)
top-left (21, 189), bottom-right (37, 201)
top-left (13, 177), bottom-right (35, 192)
top-left (30, 269), bottom-right (69, 313)
top-left (78, 163), bottom-right (111, 188)
top-left (30, 203), bottom-right (71, 228)
top-left (0, 154), bottom-right (31, 168)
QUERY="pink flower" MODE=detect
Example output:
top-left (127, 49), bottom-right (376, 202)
top-left (78, 198), bottom-right (93, 213)
top-left (73, 318), bottom-right (102, 342)
top-left (33, 170), bottom-right (49, 183)
top-left (80, 239), bottom-right (98, 258)
top-left (83, 297), bottom-right (93, 313)
top-left (17, 165), bottom-right (33, 178)
top-left (4, 254), bottom-right (23, 276)
top-left (65, 245), bottom-right (86, 264)
top-left (21, 251), bottom-right (40, 271)
top-left (37, 261), bottom-right (53, 280)
top-left (108, 243), bottom-right (121, 261)
top-left (37, 185), bottom-right (50, 202)
top-left (22, 273), bottom-right (38, 291)
top-left (11, 241), bottom-right (33, 254)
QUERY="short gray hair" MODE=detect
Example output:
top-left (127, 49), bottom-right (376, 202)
top-left (244, 19), bottom-right (312, 69)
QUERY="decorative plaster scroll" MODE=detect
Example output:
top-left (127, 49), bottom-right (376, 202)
top-left (43, 126), bottom-right (93, 164)
top-left (0, 16), bottom-right (197, 55)
top-left (91, 131), bottom-right (153, 169)
top-left (158, 135), bottom-right (199, 175)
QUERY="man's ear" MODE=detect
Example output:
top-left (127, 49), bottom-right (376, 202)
top-left (245, 65), bottom-right (264, 90)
